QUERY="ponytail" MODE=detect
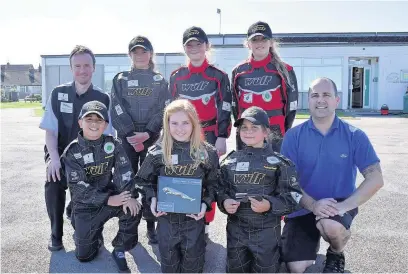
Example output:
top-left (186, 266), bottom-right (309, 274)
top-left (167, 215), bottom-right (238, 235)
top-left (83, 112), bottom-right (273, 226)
top-left (244, 38), bottom-right (292, 86)
top-left (149, 51), bottom-right (156, 72)
top-left (269, 40), bottom-right (291, 86)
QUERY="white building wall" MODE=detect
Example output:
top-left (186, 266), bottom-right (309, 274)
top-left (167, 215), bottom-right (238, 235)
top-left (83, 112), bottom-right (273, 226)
top-left (41, 44), bottom-right (408, 110)
top-left (213, 45), bottom-right (408, 110)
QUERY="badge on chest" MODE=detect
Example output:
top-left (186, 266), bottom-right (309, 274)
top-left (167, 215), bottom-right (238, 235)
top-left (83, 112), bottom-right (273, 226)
top-left (236, 162), bottom-right (250, 172)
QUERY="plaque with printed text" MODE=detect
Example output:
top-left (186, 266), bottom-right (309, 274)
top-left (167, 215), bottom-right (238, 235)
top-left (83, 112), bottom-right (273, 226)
top-left (157, 176), bottom-right (202, 214)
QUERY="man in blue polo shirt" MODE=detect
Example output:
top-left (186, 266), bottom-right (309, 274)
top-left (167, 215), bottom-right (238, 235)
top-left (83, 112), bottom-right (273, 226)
top-left (280, 77), bottom-right (384, 273)
top-left (39, 45), bottom-right (113, 251)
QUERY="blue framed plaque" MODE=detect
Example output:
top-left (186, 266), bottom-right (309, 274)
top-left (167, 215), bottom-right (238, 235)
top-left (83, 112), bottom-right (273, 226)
top-left (157, 176), bottom-right (202, 214)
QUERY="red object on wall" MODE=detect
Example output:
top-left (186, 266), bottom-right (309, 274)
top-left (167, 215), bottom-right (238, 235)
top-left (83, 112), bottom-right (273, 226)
top-left (381, 104), bottom-right (389, 115)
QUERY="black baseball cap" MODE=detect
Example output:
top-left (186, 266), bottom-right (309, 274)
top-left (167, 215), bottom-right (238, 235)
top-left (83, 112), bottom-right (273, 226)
top-left (247, 21), bottom-right (273, 40)
top-left (234, 106), bottom-right (269, 128)
top-left (79, 101), bottom-right (109, 122)
top-left (128, 36), bottom-right (153, 52)
top-left (183, 26), bottom-right (209, 45)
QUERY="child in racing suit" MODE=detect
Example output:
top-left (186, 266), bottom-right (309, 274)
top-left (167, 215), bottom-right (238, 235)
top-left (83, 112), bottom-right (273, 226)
top-left (169, 26), bottom-right (232, 235)
top-left (217, 106), bottom-right (302, 273)
top-left (136, 99), bottom-right (219, 273)
top-left (62, 101), bottom-right (142, 273)
top-left (110, 35), bottom-right (170, 244)
top-left (231, 21), bottom-right (299, 152)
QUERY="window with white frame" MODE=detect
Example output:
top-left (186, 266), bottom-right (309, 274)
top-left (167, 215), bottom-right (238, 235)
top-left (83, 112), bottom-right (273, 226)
top-left (284, 57), bottom-right (343, 109)
top-left (302, 66), bottom-right (342, 91)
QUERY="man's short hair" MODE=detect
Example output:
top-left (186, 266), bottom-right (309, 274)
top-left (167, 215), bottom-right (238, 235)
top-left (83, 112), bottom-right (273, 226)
top-left (69, 45), bottom-right (96, 67)
top-left (308, 77), bottom-right (338, 96)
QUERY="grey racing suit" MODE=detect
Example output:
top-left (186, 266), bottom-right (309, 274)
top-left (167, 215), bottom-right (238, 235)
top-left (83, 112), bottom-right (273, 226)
top-left (110, 68), bottom-right (170, 221)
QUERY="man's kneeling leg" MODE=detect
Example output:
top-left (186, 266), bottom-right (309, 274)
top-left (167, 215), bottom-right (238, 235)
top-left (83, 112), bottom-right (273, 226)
top-left (281, 214), bottom-right (321, 273)
top-left (316, 208), bottom-right (358, 273)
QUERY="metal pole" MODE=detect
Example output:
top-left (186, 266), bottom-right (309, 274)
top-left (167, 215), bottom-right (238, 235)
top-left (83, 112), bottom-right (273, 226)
top-left (219, 12), bottom-right (222, 34)
top-left (217, 8), bottom-right (222, 34)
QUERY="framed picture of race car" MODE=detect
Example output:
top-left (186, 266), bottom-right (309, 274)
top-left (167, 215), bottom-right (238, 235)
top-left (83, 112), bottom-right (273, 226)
top-left (157, 176), bottom-right (202, 214)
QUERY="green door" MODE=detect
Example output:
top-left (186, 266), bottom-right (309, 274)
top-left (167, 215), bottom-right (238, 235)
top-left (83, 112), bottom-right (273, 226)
top-left (363, 68), bottom-right (371, 108)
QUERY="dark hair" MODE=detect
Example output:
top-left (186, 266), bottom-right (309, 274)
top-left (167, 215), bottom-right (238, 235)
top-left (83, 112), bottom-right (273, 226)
top-left (308, 77), bottom-right (338, 96)
top-left (69, 45), bottom-right (96, 67)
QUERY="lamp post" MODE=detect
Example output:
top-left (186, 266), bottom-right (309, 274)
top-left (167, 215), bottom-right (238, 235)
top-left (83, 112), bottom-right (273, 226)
top-left (217, 8), bottom-right (221, 34)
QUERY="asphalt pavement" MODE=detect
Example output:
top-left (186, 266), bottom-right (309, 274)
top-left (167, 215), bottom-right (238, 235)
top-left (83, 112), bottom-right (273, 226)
top-left (1, 109), bottom-right (407, 273)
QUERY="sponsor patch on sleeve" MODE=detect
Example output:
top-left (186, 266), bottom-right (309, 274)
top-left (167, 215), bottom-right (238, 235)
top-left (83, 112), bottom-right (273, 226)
top-left (70, 171), bottom-right (79, 181)
top-left (122, 171), bottom-right (132, 182)
top-left (151, 149), bottom-right (163, 156)
top-left (290, 101), bottom-right (298, 111)
top-left (290, 192), bottom-right (302, 203)
top-left (222, 101), bottom-right (231, 112)
top-left (119, 156), bottom-right (128, 165)
top-left (153, 74), bottom-right (163, 81)
top-left (78, 181), bottom-right (90, 188)
top-left (115, 105), bottom-right (124, 115)
top-left (267, 156), bottom-right (280, 165)
top-left (118, 74), bottom-right (128, 81)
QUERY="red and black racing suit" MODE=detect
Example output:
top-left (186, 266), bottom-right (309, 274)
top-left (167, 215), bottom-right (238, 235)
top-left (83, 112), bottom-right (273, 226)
top-left (169, 59), bottom-right (232, 223)
top-left (232, 54), bottom-right (298, 152)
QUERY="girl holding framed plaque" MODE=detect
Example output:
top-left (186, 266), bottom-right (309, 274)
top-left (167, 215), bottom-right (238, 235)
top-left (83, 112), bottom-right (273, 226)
top-left (135, 99), bottom-right (219, 273)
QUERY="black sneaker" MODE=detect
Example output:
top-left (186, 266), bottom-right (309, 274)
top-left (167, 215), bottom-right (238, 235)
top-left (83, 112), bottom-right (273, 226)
top-left (323, 248), bottom-right (345, 273)
top-left (48, 237), bottom-right (63, 251)
top-left (112, 250), bottom-right (130, 273)
top-left (147, 229), bottom-right (158, 244)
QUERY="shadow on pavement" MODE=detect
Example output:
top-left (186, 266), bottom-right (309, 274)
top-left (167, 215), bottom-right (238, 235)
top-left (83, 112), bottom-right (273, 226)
top-left (129, 244), bottom-right (161, 273)
top-left (203, 237), bottom-right (227, 273)
top-left (48, 244), bottom-right (119, 273)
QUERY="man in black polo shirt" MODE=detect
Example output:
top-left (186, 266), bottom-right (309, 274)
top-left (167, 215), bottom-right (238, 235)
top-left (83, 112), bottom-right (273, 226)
top-left (39, 45), bottom-right (112, 251)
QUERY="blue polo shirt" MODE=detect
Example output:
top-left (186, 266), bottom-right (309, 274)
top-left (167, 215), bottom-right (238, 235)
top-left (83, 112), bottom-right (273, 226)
top-left (281, 116), bottom-right (380, 218)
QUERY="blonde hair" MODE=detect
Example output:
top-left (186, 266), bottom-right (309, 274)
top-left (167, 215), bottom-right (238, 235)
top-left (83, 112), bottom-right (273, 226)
top-left (160, 99), bottom-right (208, 169)
top-left (245, 38), bottom-right (291, 85)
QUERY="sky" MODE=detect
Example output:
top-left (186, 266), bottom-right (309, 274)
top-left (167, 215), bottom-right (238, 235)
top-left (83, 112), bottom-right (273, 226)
top-left (1, 0), bottom-right (407, 66)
